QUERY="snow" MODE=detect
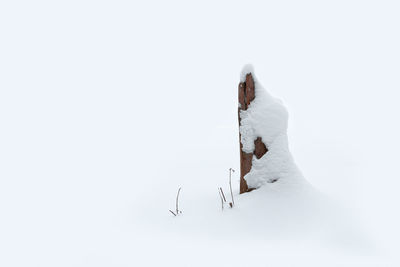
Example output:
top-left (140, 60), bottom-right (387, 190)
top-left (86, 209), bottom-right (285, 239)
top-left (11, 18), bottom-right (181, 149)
top-left (2, 1), bottom-right (400, 267)
top-left (239, 65), bottom-right (306, 189)
top-left (141, 66), bottom-right (373, 266)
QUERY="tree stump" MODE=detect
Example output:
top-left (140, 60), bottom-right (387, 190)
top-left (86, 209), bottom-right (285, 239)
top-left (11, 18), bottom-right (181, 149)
top-left (238, 73), bottom-right (268, 194)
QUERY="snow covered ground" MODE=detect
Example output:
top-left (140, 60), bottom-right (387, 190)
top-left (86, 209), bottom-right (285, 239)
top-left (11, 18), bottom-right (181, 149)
top-left (1, 1), bottom-right (400, 266)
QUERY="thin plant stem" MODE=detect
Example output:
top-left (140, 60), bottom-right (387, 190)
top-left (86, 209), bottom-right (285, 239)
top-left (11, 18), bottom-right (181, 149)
top-left (169, 210), bottom-right (177, 216)
top-left (219, 187), bottom-right (226, 202)
top-left (176, 187), bottom-right (181, 215)
top-left (218, 189), bottom-right (224, 211)
top-left (229, 168), bottom-right (235, 205)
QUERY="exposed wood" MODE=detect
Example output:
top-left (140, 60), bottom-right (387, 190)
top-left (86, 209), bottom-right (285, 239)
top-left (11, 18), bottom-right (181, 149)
top-left (254, 137), bottom-right (268, 159)
top-left (239, 148), bottom-right (253, 193)
top-left (245, 73), bottom-right (255, 106)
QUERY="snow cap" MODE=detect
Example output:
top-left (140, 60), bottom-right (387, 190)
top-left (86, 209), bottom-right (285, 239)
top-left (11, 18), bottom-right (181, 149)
top-left (240, 64), bottom-right (255, 82)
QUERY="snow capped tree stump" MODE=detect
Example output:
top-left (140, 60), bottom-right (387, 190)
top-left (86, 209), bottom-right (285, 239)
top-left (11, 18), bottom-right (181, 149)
top-left (238, 72), bottom-right (268, 193)
top-left (237, 65), bottom-right (310, 198)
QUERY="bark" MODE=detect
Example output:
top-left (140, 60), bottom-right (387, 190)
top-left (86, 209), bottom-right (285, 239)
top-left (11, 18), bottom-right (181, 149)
top-left (238, 73), bottom-right (268, 194)
top-left (254, 137), bottom-right (268, 159)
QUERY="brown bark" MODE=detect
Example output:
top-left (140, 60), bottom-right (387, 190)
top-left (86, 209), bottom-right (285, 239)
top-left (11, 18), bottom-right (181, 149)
top-left (238, 73), bottom-right (268, 194)
top-left (254, 137), bottom-right (268, 159)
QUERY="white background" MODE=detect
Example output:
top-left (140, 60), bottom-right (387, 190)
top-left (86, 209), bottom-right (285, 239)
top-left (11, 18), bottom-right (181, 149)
top-left (1, 0), bottom-right (399, 266)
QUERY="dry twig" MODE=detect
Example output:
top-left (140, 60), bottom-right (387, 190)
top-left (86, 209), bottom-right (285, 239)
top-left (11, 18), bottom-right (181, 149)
top-left (219, 187), bottom-right (226, 202)
top-left (176, 187), bottom-right (181, 215)
top-left (229, 168), bottom-right (235, 206)
top-left (169, 210), bottom-right (176, 216)
top-left (218, 188), bottom-right (224, 211)
top-left (169, 187), bottom-right (182, 217)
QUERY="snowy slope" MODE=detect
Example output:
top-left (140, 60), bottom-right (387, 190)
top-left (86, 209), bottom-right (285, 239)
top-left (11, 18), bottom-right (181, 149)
top-left (140, 67), bottom-right (371, 266)
top-left (138, 66), bottom-right (380, 267)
